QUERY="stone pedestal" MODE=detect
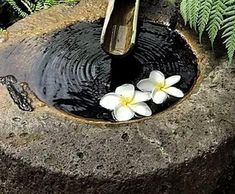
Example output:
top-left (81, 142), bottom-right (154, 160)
top-left (0, 0), bottom-right (234, 193)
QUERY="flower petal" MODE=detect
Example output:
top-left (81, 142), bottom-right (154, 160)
top-left (165, 75), bottom-right (181, 87)
top-left (113, 105), bottom-right (135, 121)
top-left (137, 79), bottom-right (155, 92)
top-left (150, 70), bottom-right (165, 84)
top-left (115, 84), bottom-right (135, 98)
top-left (152, 90), bottom-right (168, 104)
top-left (129, 102), bottom-right (152, 116)
top-left (133, 91), bottom-right (151, 103)
top-left (99, 93), bottom-right (120, 110)
top-left (164, 87), bottom-right (184, 98)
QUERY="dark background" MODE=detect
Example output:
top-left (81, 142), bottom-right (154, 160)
top-left (0, 0), bottom-right (22, 28)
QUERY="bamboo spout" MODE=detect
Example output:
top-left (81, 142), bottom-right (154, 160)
top-left (100, 0), bottom-right (140, 56)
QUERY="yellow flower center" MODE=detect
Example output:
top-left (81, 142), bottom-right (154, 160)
top-left (155, 82), bottom-right (166, 91)
top-left (120, 96), bottom-right (133, 107)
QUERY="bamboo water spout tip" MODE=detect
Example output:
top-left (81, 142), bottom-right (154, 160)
top-left (101, 0), bottom-right (140, 56)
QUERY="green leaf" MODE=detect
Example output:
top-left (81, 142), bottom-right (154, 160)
top-left (180, 0), bottom-right (235, 65)
top-left (180, 0), bottom-right (189, 25)
top-left (5, 0), bottom-right (28, 17)
top-left (207, 0), bottom-right (227, 46)
top-left (198, 0), bottom-right (213, 42)
top-left (188, 0), bottom-right (200, 30)
top-left (222, 4), bottom-right (235, 65)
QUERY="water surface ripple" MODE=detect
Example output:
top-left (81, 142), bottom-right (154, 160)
top-left (30, 20), bottom-right (198, 121)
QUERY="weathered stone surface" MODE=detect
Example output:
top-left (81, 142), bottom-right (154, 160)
top-left (0, 0), bottom-right (234, 193)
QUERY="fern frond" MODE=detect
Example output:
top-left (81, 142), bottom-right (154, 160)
top-left (32, 0), bottom-right (59, 11)
top-left (207, 0), bottom-right (227, 46)
top-left (225, 0), bottom-right (235, 4)
top-left (198, 0), bottom-right (213, 42)
top-left (180, 0), bottom-right (189, 25)
top-left (43, 0), bottom-right (58, 7)
top-left (5, 0), bottom-right (28, 17)
top-left (20, 0), bottom-right (33, 13)
top-left (222, 3), bottom-right (235, 65)
top-left (34, 0), bottom-right (45, 11)
top-left (188, 0), bottom-right (200, 30)
top-left (180, 0), bottom-right (235, 65)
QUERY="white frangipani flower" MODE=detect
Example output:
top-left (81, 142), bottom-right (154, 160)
top-left (99, 84), bottom-right (152, 121)
top-left (137, 70), bottom-right (184, 104)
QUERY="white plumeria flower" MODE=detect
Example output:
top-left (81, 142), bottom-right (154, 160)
top-left (137, 70), bottom-right (184, 104)
top-left (99, 84), bottom-right (152, 121)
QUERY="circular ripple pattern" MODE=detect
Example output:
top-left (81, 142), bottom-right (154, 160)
top-left (30, 20), bottom-right (198, 121)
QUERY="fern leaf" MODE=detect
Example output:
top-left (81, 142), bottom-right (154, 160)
top-left (207, 0), bottom-right (227, 46)
top-left (222, 3), bottom-right (235, 65)
top-left (225, 0), bottom-right (235, 4)
top-left (5, 0), bottom-right (28, 17)
top-left (198, 0), bottom-right (213, 42)
top-left (180, 0), bottom-right (189, 25)
top-left (20, 0), bottom-right (33, 13)
top-left (180, 0), bottom-right (235, 65)
top-left (44, 0), bottom-right (58, 7)
top-left (34, 0), bottom-right (44, 11)
top-left (188, 0), bottom-right (200, 30)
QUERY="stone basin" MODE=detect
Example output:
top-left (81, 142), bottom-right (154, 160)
top-left (0, 0), bottom-right (235, 193)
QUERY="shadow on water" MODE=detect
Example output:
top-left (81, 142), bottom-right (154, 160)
top-left (29, 20), bottom-right (198, 121)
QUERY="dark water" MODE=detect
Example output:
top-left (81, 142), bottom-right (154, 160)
top-left (30, 20), bottom-right (198, 121)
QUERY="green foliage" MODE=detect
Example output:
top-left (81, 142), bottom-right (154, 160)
top-left (180, 0), bottom-right (235, 65)
top-left (198, 0), bottom-right (213, 42)
top-left (189, 0), bottom-right (199, 30)
top-left (207, 0), bottom-right (226, 45)
top-left (5, 0), bottom-right (28, 17)
top-left (5, 0), bottom-right (78, 17)
top-left (222, 0), bottom-right (235, 64)
top-left (33, 0), bottom-right (58, 11)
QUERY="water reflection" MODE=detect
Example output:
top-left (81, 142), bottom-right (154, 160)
top-left (30, 20), bottom-right (198, 121)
